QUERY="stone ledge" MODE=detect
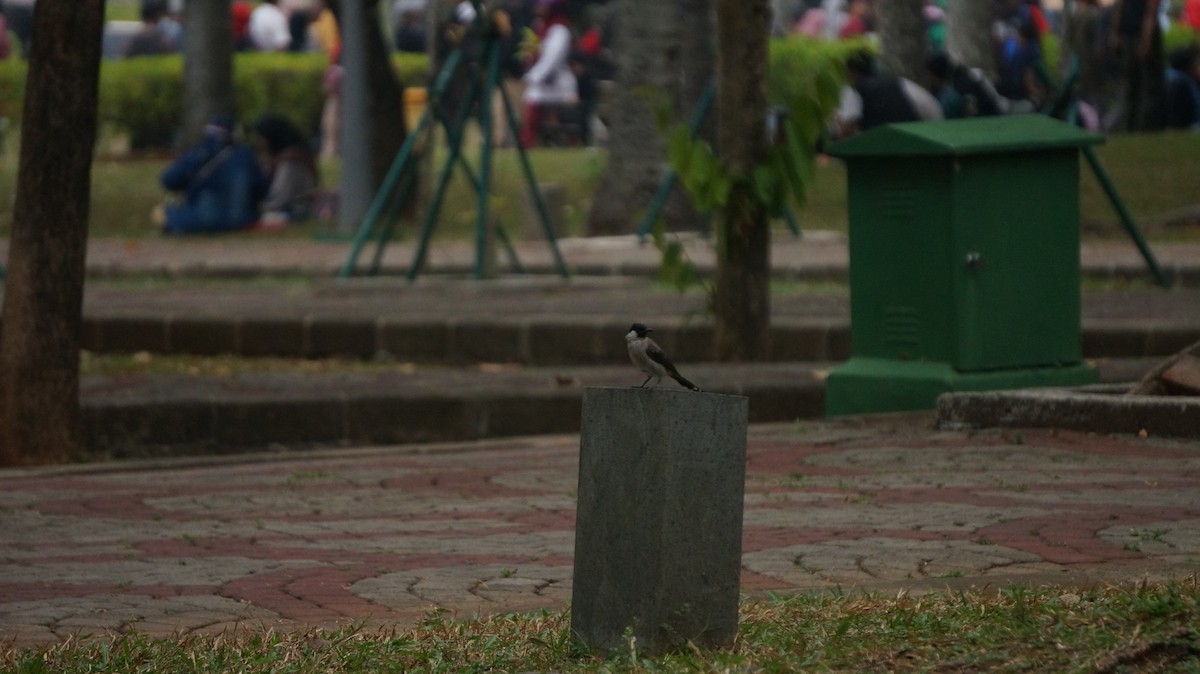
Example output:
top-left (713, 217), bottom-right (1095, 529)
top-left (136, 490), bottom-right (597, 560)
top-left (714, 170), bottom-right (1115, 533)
top-left (936, 385), bottom-right (1200, 438)
top-left (80, 377), bottom-right (826, 459)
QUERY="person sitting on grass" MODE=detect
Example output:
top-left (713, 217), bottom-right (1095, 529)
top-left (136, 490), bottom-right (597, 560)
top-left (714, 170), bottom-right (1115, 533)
top-left (158, 115), bottom-right (269, 235)
top-left (252, 113), bottom-right (319, 227)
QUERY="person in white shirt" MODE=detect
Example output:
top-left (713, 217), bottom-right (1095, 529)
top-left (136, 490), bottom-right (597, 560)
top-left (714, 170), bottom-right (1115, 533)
top-left (520, 0), bottom-right (578, 147)
top-left (249, 0), bottom-right (292, 52)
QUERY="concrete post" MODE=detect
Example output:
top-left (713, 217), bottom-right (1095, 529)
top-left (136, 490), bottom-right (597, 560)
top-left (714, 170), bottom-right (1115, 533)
top-left (571, 387), bottom-right (748, 655)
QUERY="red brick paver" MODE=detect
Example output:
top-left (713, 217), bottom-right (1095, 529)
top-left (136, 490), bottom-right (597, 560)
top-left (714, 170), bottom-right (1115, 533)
top-left (1, 415), bottom-right (1197, 647)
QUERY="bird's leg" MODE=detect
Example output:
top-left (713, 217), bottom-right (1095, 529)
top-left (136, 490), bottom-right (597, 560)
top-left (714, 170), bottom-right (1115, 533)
top-left (637, 375), bottom-right (652, 388)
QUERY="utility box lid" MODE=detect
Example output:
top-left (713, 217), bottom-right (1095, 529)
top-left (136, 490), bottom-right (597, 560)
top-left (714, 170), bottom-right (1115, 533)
top-left (827, 114), bottom-right (1103, 158)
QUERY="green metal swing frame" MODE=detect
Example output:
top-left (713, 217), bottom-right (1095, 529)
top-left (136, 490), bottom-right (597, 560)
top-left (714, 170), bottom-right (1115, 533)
top-left (339, 5), bottom-right (568, 280)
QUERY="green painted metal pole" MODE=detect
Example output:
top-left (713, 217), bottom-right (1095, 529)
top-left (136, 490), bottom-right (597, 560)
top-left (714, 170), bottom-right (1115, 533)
top-left (636, 81), bottom-right (717, 240)
top-left (499, 72), bottom-right (569, 277)
top-left (474, 41), bottom-right (501, 279)
top-left (339, 50), bottom-right (464, 278)
top-left (407, 82), bottom-right (483, 280)
top-left (1081, 145), bottom-right (1172, 288)
top-left (338, 108), bottom-right (432, 278)
top-left (496, 222), bottom-right (525, 273)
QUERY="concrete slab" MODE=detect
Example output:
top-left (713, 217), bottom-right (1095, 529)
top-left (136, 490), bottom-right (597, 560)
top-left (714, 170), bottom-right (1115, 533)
top-left (936, 384), bottom-right (1200, 438)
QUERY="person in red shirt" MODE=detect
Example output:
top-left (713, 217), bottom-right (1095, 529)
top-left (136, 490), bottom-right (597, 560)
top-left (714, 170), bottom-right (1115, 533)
top-left (231, 1), bottom-right (253, 51)
top-left (1184, 0), bottom-right (1200, 31)
top-left (839, 0), bottom-right (871, 39)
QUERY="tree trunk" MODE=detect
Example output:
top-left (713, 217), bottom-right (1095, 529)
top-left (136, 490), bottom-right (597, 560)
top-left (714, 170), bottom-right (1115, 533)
top-left (875, 0), bottom-right (928, 83)
top-left (362, 0), bottom-right (408, 192)
top-left (585, 0), bottom-right (713, 236)
top-left (946, 0), bottom-right (997, 79)
top-left (712, 0), bottom-right (770, 361)
top-left (0, 0), bottom-right (105, 466)
top-left (329, 0), bottom-right (408, 222)
top-left (181, 0), bottom-right (234, 146)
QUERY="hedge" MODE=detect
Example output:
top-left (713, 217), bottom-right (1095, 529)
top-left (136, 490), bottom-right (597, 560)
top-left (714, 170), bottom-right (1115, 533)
top-left (0, 51), bottom-right (430, 149)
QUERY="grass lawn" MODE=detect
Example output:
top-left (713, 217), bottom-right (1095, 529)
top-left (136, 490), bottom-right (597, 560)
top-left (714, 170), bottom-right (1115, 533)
top-left (3, 580), bottom-right (1198, 673)
top-left (1, 131), bottom-right (1197, 243)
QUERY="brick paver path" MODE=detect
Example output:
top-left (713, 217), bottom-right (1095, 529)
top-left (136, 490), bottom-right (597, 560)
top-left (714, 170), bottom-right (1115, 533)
top-left (1, 415), bottom-right (1198, 646)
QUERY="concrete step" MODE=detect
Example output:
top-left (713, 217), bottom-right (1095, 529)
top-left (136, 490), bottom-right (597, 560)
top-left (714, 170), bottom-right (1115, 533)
top-left (80, 358), bottom-right (1156, 459)
top-left (80, 313), bottom-right (1200, 363)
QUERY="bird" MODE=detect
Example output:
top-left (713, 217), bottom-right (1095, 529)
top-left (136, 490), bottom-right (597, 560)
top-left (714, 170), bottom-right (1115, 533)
top-left (625, 323), bottom-right (700, 391)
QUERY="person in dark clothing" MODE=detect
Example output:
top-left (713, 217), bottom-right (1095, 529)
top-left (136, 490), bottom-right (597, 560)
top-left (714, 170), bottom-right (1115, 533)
top-left (393, 8), bottom-right (428, 53)
top-left (159, 116), bottom-right (269, 234)
top-left (251, 113), bottom-right (319, 225)
top-left (1165, 46), bottom-right (1200, 130)
top-left (926, 52), bottom-right (1007, 118)
top-left (834, 51), bottom-right (942, 138)
top-left (124, 0), bottom-right (173, 58)
top-left (1109, 0), bottom-right (1166, 131)
top-left (997, 18), bottom-right (1047, 108)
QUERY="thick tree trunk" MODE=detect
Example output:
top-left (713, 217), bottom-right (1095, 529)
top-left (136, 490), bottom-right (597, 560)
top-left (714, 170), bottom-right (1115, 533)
top-left (181, 0), bottom-right (234, 146)
top-left (329, 0), bottom-right (408, 206)
top-left (875, 0), bottom-right (928, 82)
top-left (362, 0), bottom-right (408, 192)
top-left (585, 0), bottom-right (713, 236)
top-left (946, 0), bottom-right (997, 79)
top-left (712, 0), bottom-right (770, 361)
top-left (0, 0), bottom-right (105, 466)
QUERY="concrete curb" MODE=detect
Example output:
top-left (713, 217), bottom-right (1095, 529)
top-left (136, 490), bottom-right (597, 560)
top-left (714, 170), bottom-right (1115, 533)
top-left (936, 384), bottom-right (1200, 438)
top-left (78, 315), bottom-right (1200, 363)
top-left (80, 364), bottom-right (827, 458)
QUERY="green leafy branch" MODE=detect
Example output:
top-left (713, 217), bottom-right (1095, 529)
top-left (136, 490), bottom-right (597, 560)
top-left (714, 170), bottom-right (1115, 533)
top-left (647, 37), bottom-right (857, 294)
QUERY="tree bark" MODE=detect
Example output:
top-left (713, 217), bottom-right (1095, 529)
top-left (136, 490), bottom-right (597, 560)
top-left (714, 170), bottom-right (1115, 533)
top-left (712, 0), bottom-right (770, 361)
top-left (946, 0), bottom-right (997, 79)
top-left (875, 0), bottom-right (928, 83)
top-left (329, 0), bottom-right (408, 206)
top-left (585, 0), bottom-right (713, 236)
top-left (181, 0), bottom-right (234, 146)
top-left (361, 0), bottom-right (408, 192)
top-left (0, 0), bottom-right (105, 466)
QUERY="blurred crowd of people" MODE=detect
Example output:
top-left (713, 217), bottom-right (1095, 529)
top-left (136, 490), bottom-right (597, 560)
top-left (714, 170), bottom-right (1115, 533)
top-left (794, 0), bottom-right (1200, 135)
top-left (427, 0), bottom-right (616, 148)
top-left (107, 0), bottom-right (617, 148)
top-left (4, 0), bottom-right (1198, 234)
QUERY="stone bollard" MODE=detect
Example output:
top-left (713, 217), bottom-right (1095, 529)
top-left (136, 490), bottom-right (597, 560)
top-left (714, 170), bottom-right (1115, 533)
top-left (571, 387), bottom-right (748, 655)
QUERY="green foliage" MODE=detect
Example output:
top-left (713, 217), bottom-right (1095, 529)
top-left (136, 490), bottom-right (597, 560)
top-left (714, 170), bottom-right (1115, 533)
top-left (0, 52), bottom-right (431, 148)
top-left (1164, 21), bottom-right (1200, 54)
top-left (765, 37), bottom-right (857, 213)
top-left (98, 56), bottom-right (185, 149)
top-left (667, 123), bottom-right (730, 213)
top-left (232, 52), bottom-right (331, 139)
top-left (665, 36), bottom-right (853, 220)
top-left (649, 223), bottom-right (702, 294)
top-left (0, 60), bottom-right (28, 122)
top-left (651, 37), bottom-right (853, 295)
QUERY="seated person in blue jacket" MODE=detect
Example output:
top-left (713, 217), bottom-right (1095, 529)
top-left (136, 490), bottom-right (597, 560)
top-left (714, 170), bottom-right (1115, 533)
top-left (159, 115), bottom-right (269, 234)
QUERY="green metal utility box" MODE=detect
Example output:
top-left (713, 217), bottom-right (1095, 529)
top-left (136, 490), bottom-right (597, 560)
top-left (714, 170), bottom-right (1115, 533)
top-left (825, 115), bottom-right (1103, 416)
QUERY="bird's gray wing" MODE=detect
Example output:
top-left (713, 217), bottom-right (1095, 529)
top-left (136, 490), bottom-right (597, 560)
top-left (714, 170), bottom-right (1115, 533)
top-left (645, 340), bottom-right (680, 374)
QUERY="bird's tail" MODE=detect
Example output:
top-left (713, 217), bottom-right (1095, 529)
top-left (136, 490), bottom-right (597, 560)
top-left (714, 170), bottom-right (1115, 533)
top-left (671, 373), bottom-right (701, 392)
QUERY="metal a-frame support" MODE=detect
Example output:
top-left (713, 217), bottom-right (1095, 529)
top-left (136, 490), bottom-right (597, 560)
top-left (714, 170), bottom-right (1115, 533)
top-left (1052, 56), bottom-right (1171, 288)
top-left (339, 5), bottom-right (568, 280)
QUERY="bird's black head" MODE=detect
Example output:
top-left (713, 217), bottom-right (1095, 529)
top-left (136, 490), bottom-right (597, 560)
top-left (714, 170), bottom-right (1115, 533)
top-left (629, 323), bottom-right (652, 337)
